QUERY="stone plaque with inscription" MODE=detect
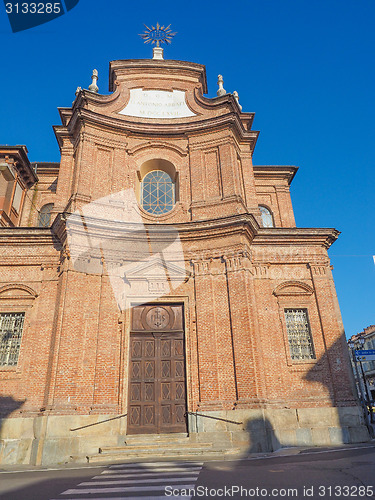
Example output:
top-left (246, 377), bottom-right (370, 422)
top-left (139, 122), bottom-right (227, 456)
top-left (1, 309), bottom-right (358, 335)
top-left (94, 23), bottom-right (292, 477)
top-left (119, 89), bottom-right (196, 119)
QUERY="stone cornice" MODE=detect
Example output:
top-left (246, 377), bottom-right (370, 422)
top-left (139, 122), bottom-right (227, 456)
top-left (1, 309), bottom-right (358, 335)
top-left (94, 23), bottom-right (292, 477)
top-left (0, 257), bottom-right (59, 266)
top-left (0, 213), bottom-right (338, 253)
top-left (56, 108), bottom-right (259, 150)
top-left (32, 162), bottom-right (60, 176)
top-left (253, 165), bottom-right (298, 185)
top-left (254, 227), bottom-right (340, 248)
top-left (57, 107), bottom-right (73, 127)
top-left (0, 227), bottom-right (62, 247)
top-left (59, 89), bottom-right (256, 137)
top-left (53, 125), bottom-right (74, 151)
top-left (193, 90), bottom-right (255, 127)
top-left (54, 211), bottom-right (339, 250)
top-left (108, 59), bottom-right (208, 93)
top-left (0, 145), bottom-right (38, 188)
top-left (178, 219), bottom-right (339, 249)
top-left (51, 213), bottom-right (68, 245)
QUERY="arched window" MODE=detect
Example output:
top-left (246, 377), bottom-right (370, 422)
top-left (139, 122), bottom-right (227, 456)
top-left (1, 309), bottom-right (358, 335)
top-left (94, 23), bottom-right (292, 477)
top-left (141, 170), bottom-right (175, 215)
top-left (259, 205), bottom-right (274, 228)
top-left (38, 203), bottom-right (53, 227)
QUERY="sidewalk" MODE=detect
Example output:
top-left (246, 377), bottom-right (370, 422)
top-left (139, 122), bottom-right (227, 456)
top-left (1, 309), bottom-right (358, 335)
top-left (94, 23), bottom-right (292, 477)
top-left (1, 441), bottom-right (375, 473)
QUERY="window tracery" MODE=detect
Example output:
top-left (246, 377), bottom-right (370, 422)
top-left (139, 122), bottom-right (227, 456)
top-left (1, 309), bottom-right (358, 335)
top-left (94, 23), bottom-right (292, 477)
top-left (141, 170), bottom-right (174, 215)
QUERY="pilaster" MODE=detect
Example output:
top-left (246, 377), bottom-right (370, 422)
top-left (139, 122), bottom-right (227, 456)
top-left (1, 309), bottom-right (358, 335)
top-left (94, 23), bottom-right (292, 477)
top-left (223, 252), bottom-right (258, 403)
top-left (309, 262), bottom-right (356, 405)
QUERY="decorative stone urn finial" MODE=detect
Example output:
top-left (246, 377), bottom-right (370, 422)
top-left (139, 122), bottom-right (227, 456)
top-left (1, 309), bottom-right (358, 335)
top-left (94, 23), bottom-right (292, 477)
top-left (88, 69), bottom-right (99, 93)
top-left (233, 90), bottom-right (242, 111)
top-left (75, 86), bottom-right (82, 97)
top-left (217, 75), bottom-right (226, 97)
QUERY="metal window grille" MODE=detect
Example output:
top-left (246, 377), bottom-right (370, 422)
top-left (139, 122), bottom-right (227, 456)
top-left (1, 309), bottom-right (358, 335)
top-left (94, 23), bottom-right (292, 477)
top-left (0, 312), bottom-right (25, 366)
top-left (141, 170), bottom-right (175, 215)
top-left (284, 309), bottom-right (315, 361)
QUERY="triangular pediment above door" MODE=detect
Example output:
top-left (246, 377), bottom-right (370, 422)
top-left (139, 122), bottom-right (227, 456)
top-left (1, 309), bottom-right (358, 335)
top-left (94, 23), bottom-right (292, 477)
top-left (124, 256), bottom-right (190, 282)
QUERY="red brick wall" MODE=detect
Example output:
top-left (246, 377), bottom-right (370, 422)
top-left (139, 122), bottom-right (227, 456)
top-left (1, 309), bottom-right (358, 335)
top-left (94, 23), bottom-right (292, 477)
top-left (0, 58), bottom-right (356, 423)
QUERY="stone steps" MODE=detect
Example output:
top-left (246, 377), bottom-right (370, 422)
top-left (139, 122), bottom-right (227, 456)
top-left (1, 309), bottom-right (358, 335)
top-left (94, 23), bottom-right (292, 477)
top-left (99, 442), bottom-right (211, 454)
top-left (124, 432), bottom-right (189, 445)
top-left (86, 433), bottom-right (242, 463)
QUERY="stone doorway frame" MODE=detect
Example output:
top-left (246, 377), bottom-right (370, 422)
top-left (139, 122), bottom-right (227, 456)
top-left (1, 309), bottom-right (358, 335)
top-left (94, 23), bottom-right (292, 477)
top-left (118, 295), bottom-right (194, 437)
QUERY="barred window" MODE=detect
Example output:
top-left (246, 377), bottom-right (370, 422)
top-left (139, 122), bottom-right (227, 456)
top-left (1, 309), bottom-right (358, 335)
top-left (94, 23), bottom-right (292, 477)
top-left (284, 309), bottom-right (315, 361)
top-left (0, 312), bottom-right (25, 366)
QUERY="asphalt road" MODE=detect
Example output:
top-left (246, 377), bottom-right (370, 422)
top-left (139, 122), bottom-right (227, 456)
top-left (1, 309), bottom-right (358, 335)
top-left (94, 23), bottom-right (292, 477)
top-left (0, 443), bottom-right (374, 500)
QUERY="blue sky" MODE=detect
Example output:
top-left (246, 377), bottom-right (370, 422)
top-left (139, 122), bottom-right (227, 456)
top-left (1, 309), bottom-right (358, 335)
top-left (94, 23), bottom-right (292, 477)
top-left (0, 0), bottom-right (374, 337)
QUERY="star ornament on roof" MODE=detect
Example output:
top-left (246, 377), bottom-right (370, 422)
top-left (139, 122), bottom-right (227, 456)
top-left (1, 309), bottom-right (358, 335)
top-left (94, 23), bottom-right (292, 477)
top-left (139, 23), bottom-right (177, 47)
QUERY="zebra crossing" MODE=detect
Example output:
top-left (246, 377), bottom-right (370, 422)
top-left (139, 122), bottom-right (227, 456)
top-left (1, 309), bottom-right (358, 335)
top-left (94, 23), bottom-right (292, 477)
top-left (51, 461), bottom-right (203, 499)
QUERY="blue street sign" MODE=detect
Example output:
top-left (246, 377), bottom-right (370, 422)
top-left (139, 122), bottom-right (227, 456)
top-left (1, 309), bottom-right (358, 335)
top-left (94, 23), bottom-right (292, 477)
top-left (355, 349), bottom-right (375, 361)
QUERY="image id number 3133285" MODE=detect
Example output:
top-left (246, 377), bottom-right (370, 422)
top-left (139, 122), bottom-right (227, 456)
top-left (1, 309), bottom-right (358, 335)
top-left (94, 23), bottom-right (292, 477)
top-left (5, 2), bottom-right (61, 14)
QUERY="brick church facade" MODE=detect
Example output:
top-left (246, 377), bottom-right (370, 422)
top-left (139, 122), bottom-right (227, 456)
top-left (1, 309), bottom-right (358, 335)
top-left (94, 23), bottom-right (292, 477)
top-left (0, 54), bottom-right (368, 465)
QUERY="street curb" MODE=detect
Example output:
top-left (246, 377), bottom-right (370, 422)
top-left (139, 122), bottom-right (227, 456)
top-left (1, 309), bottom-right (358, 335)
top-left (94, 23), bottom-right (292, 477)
top-left (1, 442), bottom-right (375, 473)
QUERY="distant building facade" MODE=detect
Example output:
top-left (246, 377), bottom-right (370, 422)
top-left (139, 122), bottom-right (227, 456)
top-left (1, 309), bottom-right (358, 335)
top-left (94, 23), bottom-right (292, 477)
top-left (348, 325), bottom-right (375, 401)
top-left (0, 55), bottom-right (368, 465)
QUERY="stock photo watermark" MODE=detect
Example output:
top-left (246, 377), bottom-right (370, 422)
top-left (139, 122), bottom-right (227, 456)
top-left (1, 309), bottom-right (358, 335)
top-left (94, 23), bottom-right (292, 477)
top-left (3, 0), bottom-right (79, 32)
top-left (67, 189), bottom-right (185, 312)
top-left (164, 484), bottom-right (374, 498)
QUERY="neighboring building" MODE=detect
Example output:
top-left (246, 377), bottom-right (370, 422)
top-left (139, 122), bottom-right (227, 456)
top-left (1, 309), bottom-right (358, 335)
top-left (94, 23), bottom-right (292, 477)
top-left (348, 325), bottom-right (375, 401)
top-left (0, 51), bottom-right (368, 466)
top-left (0, 146), bottom-right (37, 227)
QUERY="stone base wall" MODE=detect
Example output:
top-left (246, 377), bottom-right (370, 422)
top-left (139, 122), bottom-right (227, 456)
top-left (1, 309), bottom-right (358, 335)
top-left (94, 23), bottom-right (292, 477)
top-left (0, 406), bottom-right (369, 466)
top-left (0, 414), bottom-right (125, 466)
top-left (188, 406), bottom-right (370, 452)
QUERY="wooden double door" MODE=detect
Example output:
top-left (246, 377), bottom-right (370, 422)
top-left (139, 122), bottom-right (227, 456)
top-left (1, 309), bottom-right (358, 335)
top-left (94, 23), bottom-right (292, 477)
top-left (127, 305), bottom-right (187, 434)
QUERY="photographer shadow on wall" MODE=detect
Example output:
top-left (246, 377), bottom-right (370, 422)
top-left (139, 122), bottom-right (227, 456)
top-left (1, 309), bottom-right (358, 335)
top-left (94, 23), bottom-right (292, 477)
top-left (244, 416), bottom-right (281, 454)
top-left (0, 395), bottom-right (26, 464)
top-left (243, 334), bottom-right (370, 456)
top-left (303, 334), bottom-right (372, 444)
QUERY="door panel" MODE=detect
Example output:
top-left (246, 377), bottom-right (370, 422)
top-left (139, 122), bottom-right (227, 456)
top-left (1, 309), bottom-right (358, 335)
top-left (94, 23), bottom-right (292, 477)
top-left (127, 306), bottom-right (187, 434)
